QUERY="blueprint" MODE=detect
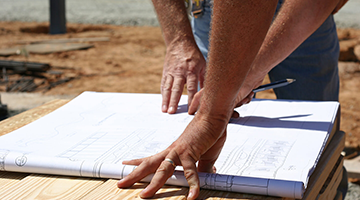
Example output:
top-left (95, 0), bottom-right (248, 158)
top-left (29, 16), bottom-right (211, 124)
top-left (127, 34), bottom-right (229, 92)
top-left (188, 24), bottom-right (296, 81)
top-left (0, 92), bottom-right (339, 199)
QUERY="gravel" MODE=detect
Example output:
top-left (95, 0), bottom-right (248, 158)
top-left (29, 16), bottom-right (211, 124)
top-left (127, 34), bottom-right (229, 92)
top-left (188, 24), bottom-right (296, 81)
top-left (0, 0), bottom-right (158, 26)
top-left (0, 0), bottom-right (359, 28)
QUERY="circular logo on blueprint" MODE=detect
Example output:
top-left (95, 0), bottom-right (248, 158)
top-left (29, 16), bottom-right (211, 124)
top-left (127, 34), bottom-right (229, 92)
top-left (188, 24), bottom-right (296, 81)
top-left (15, 155), bottom-right (27, 167)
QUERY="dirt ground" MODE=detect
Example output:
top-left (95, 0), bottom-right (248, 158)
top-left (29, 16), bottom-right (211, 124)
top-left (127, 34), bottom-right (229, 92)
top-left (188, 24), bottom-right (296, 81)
top-left (0, 21), bottom-right (360, 151)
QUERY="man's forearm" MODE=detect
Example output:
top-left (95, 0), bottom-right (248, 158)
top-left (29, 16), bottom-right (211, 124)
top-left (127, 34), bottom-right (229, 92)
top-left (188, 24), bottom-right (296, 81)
top-left (198, 0), bottom-right (277, 120)
top-left (251, 0), bottom-right (340, 75)
top-left (151, 0), bottom-right (195, 46)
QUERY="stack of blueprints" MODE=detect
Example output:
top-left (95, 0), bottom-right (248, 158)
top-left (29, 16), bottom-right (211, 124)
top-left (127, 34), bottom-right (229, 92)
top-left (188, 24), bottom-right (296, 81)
top-left (0, 92), bottom-right (340, 199)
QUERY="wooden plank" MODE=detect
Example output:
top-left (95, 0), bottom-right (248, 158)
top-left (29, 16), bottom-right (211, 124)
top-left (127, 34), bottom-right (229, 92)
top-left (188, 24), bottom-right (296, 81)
top-left (0, 43), bottom-right (93, 56)
top-left (0, 99), bottom-right (69, 136)
top-left (17, 37), bottom-right (110, 44)
top-left (0, 172), bottom-right (29, 192)
top-left (0, 174), bottom-right (105, 199)
top-left (302, 131), bottom-right (345, 199)
top-left (78, 180), bottom-right (187, 200)
top-left (0, 48), bottom-right (18, 56)
top-left (318, 157), bottom-right (344, 200)
top-left (25, 43), bottom-right (94, 54)
top-left (80, 179), bottom-right (287, 200)
top-left (0, 60), bottom-right (50, 72)
top-left (334, 191), bottom-right (343, 200)
top-left (344, 155), bottom-right (360, 179)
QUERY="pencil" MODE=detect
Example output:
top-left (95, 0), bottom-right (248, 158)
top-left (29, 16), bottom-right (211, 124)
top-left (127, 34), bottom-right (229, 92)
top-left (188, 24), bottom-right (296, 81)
top-left (252, 78), bottom-right (296, 93)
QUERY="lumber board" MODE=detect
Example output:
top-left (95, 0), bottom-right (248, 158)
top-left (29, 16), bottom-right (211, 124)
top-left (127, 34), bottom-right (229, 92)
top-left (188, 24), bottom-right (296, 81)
top-left (318, 158), bottom-right (344, 200)
top-left (0, 43), bottom-right (93, 56)
top-left (0, 99), bottom-right (69, 136)
top-left (344, 155), bottom-right (360, 179)
top-left (0, 172), bottom-right (29, 192)
top-left (81, 179), bottom-right (287, 200)
top-left (302, 131), bottom-right (345, 199)
top-left (19, 37), bottom-right (110, 44)
top-left (0, 174), bottom-right (105, 199)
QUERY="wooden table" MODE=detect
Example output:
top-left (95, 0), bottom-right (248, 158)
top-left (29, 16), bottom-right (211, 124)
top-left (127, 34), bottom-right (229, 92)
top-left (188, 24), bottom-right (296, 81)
top-left (0, 100), bottom-right (342, 200)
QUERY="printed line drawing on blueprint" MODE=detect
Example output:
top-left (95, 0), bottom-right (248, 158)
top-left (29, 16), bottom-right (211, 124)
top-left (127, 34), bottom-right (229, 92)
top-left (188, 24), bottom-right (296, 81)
top-left (217, 138), bottom-right (295, 178)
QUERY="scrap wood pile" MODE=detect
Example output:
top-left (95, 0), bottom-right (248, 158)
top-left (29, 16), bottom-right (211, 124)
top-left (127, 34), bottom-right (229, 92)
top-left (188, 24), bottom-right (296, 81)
top-left (0, 59), bottom-right (78, 92)
top-left (0, 35), bottom-right (110, 93)
top-left (338, 28), bottom-right (360, 62)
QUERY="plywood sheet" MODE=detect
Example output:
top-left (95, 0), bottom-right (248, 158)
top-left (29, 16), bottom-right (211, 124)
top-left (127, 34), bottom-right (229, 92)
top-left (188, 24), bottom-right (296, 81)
top-left (344, 155), bottom-right (360, 178)
top-left (0, 174), bottom-right (105, 199)
top-left (0, 43), bottom-right (93, 56)
top-left (0, 99), bottom-right (69, 136)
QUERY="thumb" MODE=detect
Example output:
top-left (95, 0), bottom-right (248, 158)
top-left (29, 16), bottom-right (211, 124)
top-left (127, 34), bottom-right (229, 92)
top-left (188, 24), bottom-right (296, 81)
top-left (188, 89), bottom-right (203, 115)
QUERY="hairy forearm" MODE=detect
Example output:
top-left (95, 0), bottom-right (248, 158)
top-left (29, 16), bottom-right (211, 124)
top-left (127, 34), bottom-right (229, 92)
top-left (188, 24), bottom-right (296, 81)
top-left (251, 0), bottom-right (340, 75)
top-left (198, 0), bottom-right (277, 120)
top-left (151, 0), bottom-right (195, 46)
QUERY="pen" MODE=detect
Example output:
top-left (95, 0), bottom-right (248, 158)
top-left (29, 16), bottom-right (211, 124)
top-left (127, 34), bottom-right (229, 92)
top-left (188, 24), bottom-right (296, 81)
top-left (253, 78), bottom-right (296, 93)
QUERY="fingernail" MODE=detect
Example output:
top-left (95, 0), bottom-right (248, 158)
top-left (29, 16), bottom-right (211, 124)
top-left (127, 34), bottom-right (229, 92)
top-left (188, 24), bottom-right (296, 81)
top-left (168, 106), bottom-right (175, 113)
top-left (117, 179), bottom-right (124, 187)
top-left (188, 190), bottom-right (195, 200)
top-left (162, 105), bottom-right (167, 112)
top-left (140, 187), bottom-right (148, 198)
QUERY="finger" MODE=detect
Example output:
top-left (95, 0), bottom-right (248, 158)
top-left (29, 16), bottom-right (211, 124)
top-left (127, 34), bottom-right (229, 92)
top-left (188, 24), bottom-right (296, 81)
top-left (243, 91), bottom-right (255, 104)
top-left (231, 110), bottom-right (240, 118)
top-left (213, 166), bottom-right (217, 173)
top-left (188, 89), bottom-right (202, 115)
top-left (199, 67), bottom-right (205, 89)
top-left (186, 74), bottom-right (198, 109)
top-left (198, 131), bottom-right (226, 173)
top-left (140, 158), bottom-right (178, 198)
top-left (235, 91), bottom-right (254, 108)
top-left (117, 164), bottom-right (155, 188)
top-left (161, 75), bottom-right (174, 113)
top-left (181, 159), bottom-right (200, 200)
top-left (167, 77), bottom-right (185, 114)
top-left (118, 155), bottom-right (165, 188)
top-left (122, 158), bottom-right (145, 166)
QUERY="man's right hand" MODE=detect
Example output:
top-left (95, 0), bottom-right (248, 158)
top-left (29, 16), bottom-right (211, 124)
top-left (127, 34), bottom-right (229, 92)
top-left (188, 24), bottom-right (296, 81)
top-left (161, 41), bottom-right (206, 114)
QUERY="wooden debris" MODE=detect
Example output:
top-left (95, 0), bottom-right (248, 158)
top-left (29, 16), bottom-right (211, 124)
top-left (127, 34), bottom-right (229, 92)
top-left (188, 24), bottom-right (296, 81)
top-left (16, 37), bottom-right (110, 44)
top-left (24, 43), bottom-right (94, 54)
top-left (0, 60), bottom-right (79, 93)
top-left (0, 60), bottom-right (50, 72)
top-left (0, 43), bottom-right (94, 56)
top-left (344, 155), bottom-right (360, 179)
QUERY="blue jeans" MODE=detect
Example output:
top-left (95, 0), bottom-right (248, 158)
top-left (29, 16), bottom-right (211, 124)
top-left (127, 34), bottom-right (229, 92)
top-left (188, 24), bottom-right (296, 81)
top-left (191, 0), bottom-right (340, 101)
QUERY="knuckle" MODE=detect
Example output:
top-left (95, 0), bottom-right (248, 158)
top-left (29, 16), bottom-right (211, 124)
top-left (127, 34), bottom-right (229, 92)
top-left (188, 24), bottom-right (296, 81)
top-left (155, 165), bottom-right (169, 174)
top-left (174, 66), bottom-right (185, 72)
top-left (187, 65), bottom-right (197, 74)
top-left (171, 85), bottom-right (183, 93)
top-left (184, 170), bottom-right (197, 182)
top-left (187, 84), bottom-right (197, 93)
top-left (162, 83), bottom-right (172, 91)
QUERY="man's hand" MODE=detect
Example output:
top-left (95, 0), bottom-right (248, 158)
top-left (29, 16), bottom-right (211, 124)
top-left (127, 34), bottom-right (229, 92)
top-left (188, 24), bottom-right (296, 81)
top-left (188, 69), bottom-right (265, 116)
top-left (188, 88), bottom-right (255, 116)
top-left (150, 0), bottom-right (206, 114)
top-left (117, 114), bottom-right (228, 200)
top-left (161, 41), bottom-right (206, 114)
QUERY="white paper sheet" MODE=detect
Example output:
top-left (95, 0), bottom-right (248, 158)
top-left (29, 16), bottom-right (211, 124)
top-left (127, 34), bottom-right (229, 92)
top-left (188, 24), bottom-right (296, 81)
top-left (0, 91), bottom-right (339, 198)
